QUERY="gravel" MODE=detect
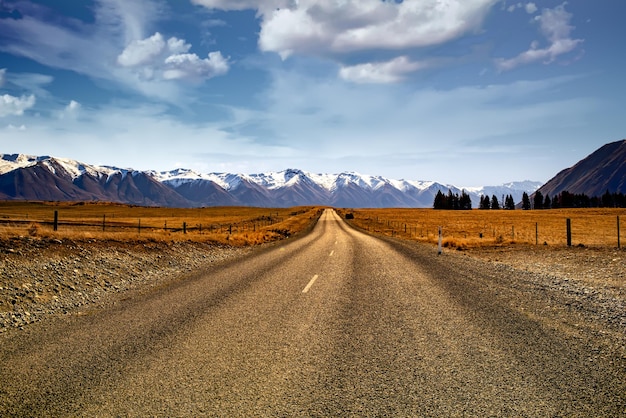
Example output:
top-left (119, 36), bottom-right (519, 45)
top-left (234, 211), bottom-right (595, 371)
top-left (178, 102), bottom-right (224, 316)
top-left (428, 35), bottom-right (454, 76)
top-left (0, 237), bottom-right (248, 332)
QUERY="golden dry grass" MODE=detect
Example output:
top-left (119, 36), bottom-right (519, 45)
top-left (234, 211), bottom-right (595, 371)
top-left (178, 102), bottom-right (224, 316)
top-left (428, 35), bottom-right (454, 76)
top-left (0, 201), bottom-right (324, 246)
top-left (338, 208), bottom-right (626, 249)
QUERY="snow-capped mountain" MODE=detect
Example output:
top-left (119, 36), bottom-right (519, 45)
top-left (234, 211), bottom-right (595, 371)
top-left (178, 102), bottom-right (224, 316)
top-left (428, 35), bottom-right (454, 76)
top-left (0, 154), bottom-right (189, 206)
top-left (0, 154), bottom-right (542, 208)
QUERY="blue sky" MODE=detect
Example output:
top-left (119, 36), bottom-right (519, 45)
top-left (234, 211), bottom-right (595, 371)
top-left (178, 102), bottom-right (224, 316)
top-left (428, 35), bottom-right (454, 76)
top-left (0, 0), bottom-right (624, 187)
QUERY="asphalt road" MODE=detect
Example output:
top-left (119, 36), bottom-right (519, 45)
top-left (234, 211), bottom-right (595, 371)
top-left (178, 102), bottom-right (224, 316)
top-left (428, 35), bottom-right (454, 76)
top-left (1, 209), bottom-right (624, 416)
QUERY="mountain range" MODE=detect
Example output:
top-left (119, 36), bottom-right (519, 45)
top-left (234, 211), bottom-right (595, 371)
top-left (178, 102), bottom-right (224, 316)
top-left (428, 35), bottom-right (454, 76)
top-left (0, 154), bottom-right (541, 208)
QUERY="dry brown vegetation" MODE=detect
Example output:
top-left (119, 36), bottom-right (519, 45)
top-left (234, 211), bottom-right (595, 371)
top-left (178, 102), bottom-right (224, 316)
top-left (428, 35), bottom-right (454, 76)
top-left (0, 201), bottom-right (325, 246)
top-left (338, 208), bottom-right (626, 250)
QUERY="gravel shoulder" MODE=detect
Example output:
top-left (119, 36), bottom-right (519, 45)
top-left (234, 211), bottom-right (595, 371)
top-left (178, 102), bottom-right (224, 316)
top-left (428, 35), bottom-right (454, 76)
top-left (0, 237), bottom-right (249, 332)
top-left (458, 244), bottom-right (625, 356)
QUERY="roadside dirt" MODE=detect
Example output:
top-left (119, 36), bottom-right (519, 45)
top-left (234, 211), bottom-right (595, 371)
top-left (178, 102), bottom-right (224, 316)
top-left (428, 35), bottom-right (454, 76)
top-left (465, 244), bottom-right (625, 294)
top-left (459, 244), bottom-right (625, 356)
top-left (0, 237), bottom-right (248, 332)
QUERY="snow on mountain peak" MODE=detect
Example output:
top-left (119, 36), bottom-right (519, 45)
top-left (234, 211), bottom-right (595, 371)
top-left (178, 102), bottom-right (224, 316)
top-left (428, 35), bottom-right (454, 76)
top-left (0, 154), bottom-right (121, 179)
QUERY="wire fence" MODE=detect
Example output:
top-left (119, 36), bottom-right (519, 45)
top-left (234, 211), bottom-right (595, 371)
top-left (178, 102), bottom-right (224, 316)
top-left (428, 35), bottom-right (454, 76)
top-left (344, 209), bottom-right (625, 249)
top-left (0, 210), bottom-right (285, 237)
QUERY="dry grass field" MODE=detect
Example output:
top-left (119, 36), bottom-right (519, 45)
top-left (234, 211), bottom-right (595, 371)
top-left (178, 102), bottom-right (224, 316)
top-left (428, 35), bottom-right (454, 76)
top-left (1, 202), bottom-right (624, 250)
top-left (0, 201), bottom-right (324, 246)
top-left (338, 208), bottom-right (626, 249)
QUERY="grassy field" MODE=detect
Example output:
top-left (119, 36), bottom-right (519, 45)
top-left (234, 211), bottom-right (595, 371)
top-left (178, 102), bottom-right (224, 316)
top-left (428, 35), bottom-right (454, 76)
top-left (337, 208), bottom-right (626, 249)
top-left (0, 201), bottom-right (325, 246)
top-left (2, 202), bottom-right (624, 249)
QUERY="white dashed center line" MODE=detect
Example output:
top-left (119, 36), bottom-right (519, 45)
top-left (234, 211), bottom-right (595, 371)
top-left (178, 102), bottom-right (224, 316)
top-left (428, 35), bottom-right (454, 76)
top-left (302, 275), bottom-right (319, 293)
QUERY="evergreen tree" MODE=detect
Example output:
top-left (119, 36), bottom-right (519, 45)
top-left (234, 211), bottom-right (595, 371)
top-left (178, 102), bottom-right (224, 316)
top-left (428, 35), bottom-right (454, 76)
top-left (602, 190), bottom-right (614, 207)
top-left (522, 192), bottom-right (530, 210)
top-left (533, 191), bottom-right (544, 209)
top-left (460, 190), bottom-right (472, 210)
top-left (491, 194), bottom-right (500, 210)
top-left (560, 191), bottom-right (574, 208)
top-left (543, 195), bottom-right (551, 209)
top-left (504, 194), bottom-right (515, 210)
top-left (479, 195), bottom-right (490, 209)
top-left (433, 190), bottom-right (446, 209)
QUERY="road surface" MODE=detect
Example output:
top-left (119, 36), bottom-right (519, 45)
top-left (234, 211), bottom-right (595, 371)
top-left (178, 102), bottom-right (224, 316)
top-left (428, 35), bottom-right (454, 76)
top-left (1, 209), bottom-right (624, 416)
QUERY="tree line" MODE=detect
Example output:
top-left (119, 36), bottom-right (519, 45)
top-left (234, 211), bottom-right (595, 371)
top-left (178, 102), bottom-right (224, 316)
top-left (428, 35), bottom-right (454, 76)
top-left (521, 190), bottom-right (626, 209)
top-left (434, 189), bottom-right (626, 210)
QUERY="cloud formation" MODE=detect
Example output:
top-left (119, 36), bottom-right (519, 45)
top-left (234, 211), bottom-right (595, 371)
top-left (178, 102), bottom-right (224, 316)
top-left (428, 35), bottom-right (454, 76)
top-left (193, 0), bottom-right (497, 83)
top-left (116, 32), bottom-right (229, 81)
top-left (117, 32), bottom-right (174, 67)
top-left (0, 94), bottom-right (36, 117)
top-left (339, 56), bottom-right (428, 84)
top-left (259, 0), bottom-right (497, 58)
top-left (496, 3), bottom-right (583, 71)
top-left (59, 100), bottom-right (81, 119)
top-left (506, 2), bottom-right (537, 14)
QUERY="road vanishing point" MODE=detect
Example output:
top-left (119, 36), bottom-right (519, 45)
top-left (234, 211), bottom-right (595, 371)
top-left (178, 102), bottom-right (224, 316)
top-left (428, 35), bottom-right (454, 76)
top-left (1, 209), bottom-right (624, 416)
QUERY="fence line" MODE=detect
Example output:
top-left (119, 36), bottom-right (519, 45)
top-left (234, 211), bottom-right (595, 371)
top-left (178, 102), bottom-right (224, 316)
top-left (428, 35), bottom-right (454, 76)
top-left (352, 213), bottom-right (624, 248)
top-left (0, 212), bottom-right (286, 237)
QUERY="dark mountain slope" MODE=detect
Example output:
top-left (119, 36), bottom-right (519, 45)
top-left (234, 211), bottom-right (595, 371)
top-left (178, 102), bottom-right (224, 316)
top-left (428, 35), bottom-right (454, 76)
top-left (537, 139), bottom-right (626, 197)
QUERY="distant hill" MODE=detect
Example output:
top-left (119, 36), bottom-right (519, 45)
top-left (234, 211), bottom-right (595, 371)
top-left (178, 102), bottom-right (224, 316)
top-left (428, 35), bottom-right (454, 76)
top-left (0, 154), bottom-right (541, 208)
top-left (536, 139), bottom-right (626, 198)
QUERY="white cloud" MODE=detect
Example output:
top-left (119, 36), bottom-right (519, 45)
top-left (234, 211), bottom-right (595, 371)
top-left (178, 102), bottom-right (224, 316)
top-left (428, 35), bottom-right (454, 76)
top-left (0, 94), bottom-right (36, 117)
top-left (117, 32), bottom-right (166, 67)
top-left (525, 3), bottom-right (538, 14)
top-left (507, 4), bottom-right (519, 13)
top-left (116, 32), bottom-right (229, 82)
top-left (339, 56), bottom-right (427, 84)
top-left (506, 2), bottom-right (537, 14)
top-left (495, 3), bottom-right (582, 71)
top-left (167, 37), bottom-right (192, 54)
top-left (0, 68), bottom-right (5, 87)
top-left (59, 100), bottom-right (81, 119)
top-left (66, 100), bottom-right (81, 112)
top-left (163, 52), bottom-right (229, 81)
top-left (261, 0), bottom-right (498, 57)
top-left (194, 0), bottom-right (497, 58)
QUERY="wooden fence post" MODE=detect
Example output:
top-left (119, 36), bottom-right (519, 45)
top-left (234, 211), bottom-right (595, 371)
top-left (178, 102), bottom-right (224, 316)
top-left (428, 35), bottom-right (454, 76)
top-left (618, 216), bottom-right (621, 249)
top-left (566, 218), bottom-right (572, 247)
top-left (535, 222), bottom-right (538, 245)
top-left (138, 218), bottom-right (141, 234)
top-left (53, 210), bottom-right (58, 231)
top-left (438, 226), bottom-right (442, 255)
top-left (183, 222), bottom-right (187, 234)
